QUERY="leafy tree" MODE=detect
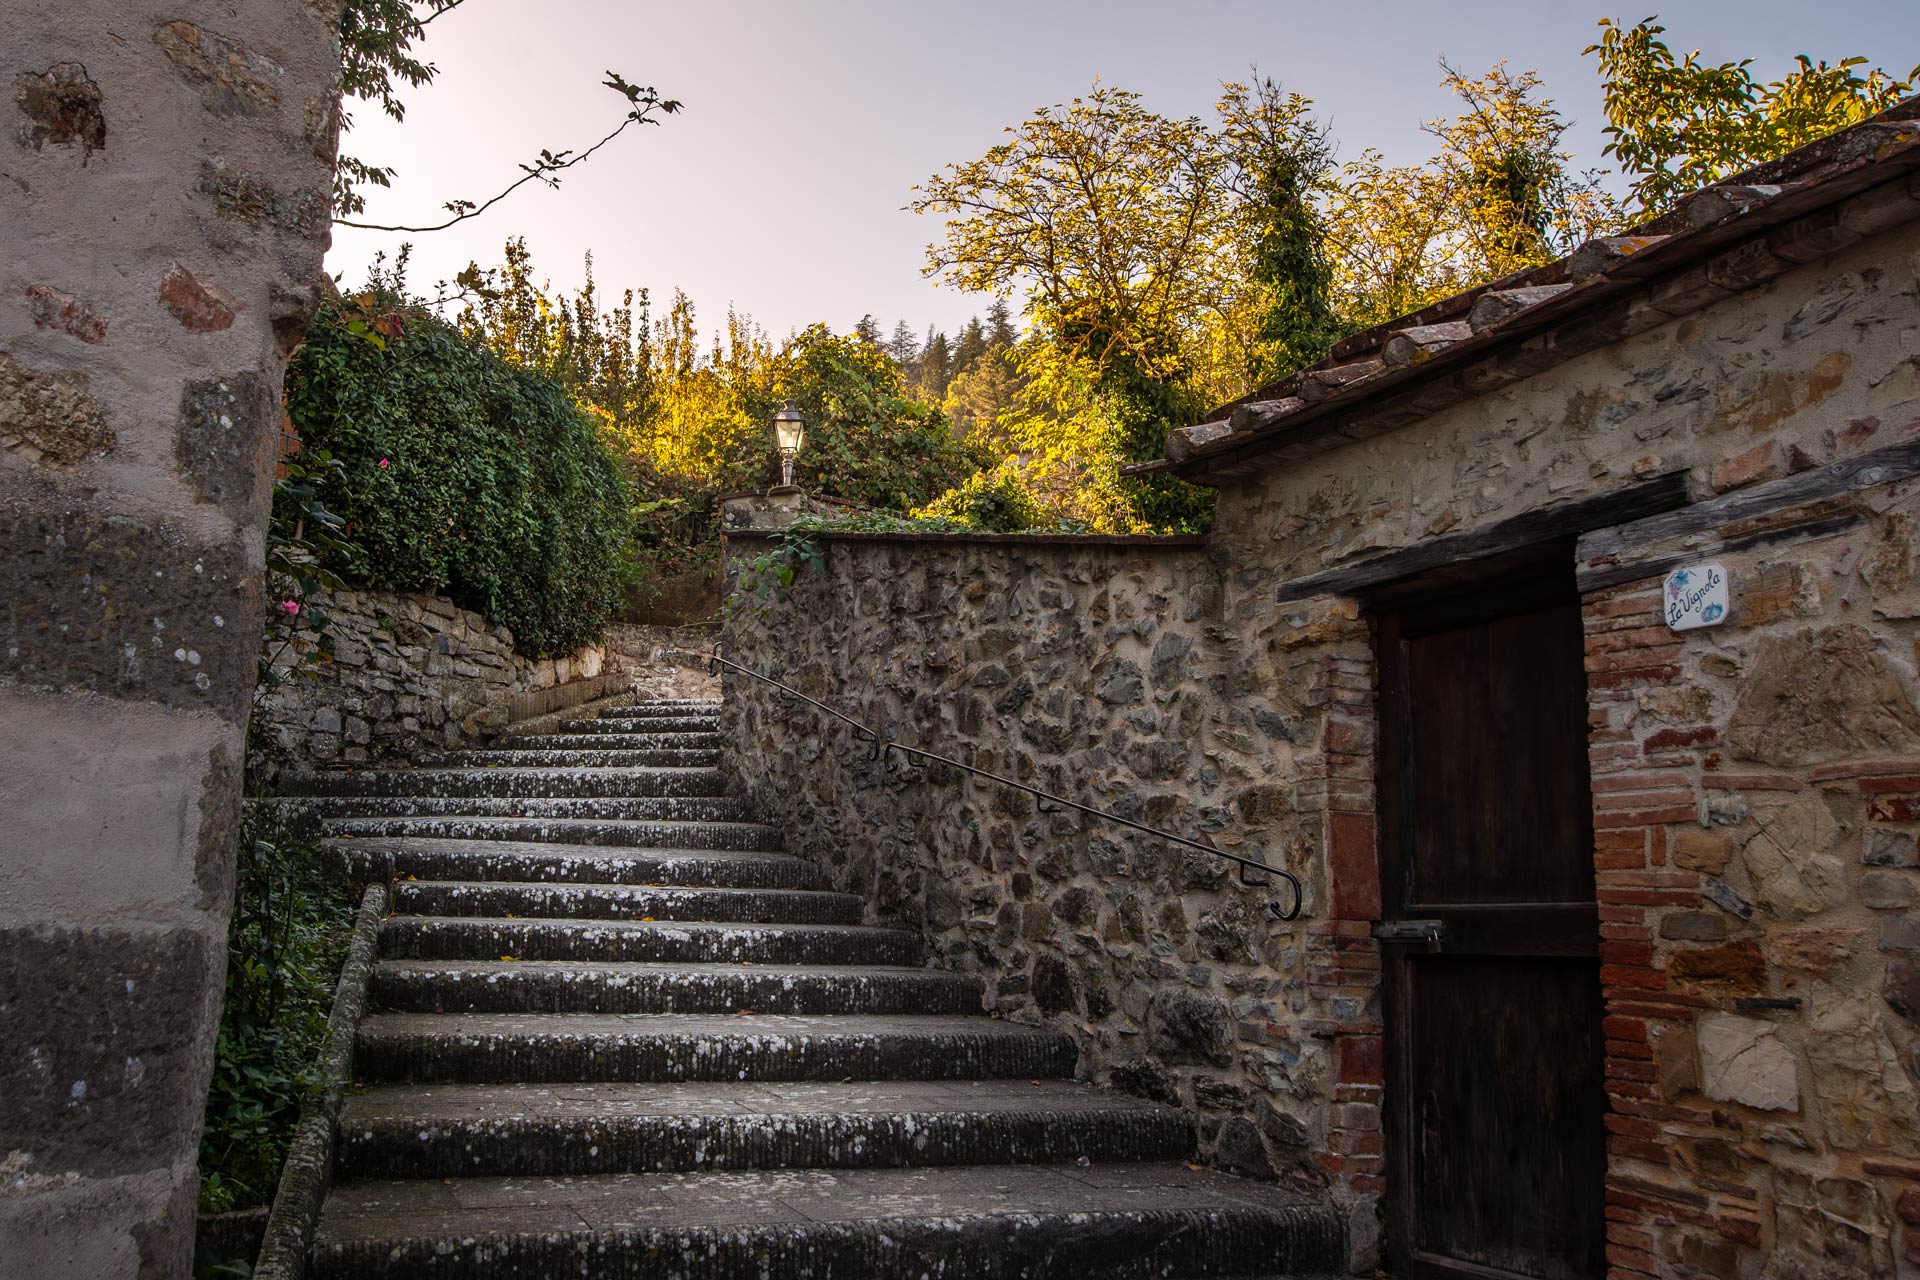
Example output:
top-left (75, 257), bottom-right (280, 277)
top-left (458, 239), bottom-right (655, 456)
top-left (1217, 75), bottom-right (1340, 385)
top-left (1587, 17), bottom-right (1918, 218)
top-left (912, 85), bottom-right (1229, 385)
top-left (1324, 62), bottom-right (1618, 329)
top-left (767, 326), bottom-right (986, 510)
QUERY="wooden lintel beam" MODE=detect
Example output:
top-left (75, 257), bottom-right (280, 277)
top-left (1271, 471), bottom-right (1694, 605)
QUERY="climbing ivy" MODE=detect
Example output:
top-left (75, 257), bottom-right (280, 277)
top-left (284, 291), bottom-right (634, 655)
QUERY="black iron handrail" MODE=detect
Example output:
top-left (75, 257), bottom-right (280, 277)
top-left (708, 642), bottom-right (1304, 921)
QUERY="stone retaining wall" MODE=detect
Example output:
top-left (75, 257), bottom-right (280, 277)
top-left (253, 587), bottom-right (639, 771)
top-left (719, 535), bottom-right (1342, 1202)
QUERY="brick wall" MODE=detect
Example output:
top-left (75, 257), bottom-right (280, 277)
top-left (1578, 485), bottom-right (1920, 1279)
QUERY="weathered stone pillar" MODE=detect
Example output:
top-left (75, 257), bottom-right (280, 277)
top-left (1, 4), bottom-right (342, 1275)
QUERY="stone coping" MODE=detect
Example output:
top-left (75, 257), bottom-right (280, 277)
top-left (253, 880), bottom-right (389, 1280)
top-left (723, 529), bottom-right (1210, 550)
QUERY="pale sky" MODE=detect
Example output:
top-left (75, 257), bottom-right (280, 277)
top-left (325, 1), bottom-right (1920, 342)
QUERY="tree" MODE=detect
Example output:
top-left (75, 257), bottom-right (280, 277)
top-left (887, 319), bottom-right (920, 369)
top-left (1217, 75), bottom-right (1340, 385)
top-left (986, 299), bottom-right (1017, 349)
top-left (951, 316), bottom-right (988, 378)
top-left (1323, 61), bottom-right (1618, 329)
top-left (917, 328), bottom-right (955, 402)
top-left (853, 314), bottom-right (883, 346)
top-left (333, 2), bottom-right (679, 230)
top-left (1587, 17), bottom-right (1918, 219)
top-left (457, 238), bottom-right (655, 456)
top-left (912, 85), bottom-right (1229, 385)
top-left (943, 342), bottom-right (1020, 446)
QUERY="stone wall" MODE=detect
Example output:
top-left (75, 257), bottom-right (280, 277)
top-left (251, 589), bottom-right (720, 773)
top-left (723, 188), bottom-right (1920, 1276)
top-left (250, 587), bottom-right (688, 772)
top-left (0, 3), bottom-right (342, 1275)
top-left (720, 534), bottom-right (1370, 1231)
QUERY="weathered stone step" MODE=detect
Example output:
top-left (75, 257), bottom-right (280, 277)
top-left (319, 815), bottom-right (782, 851)
top-left (598, 701), bottom-right (721, 717)
top-left (311, 1163), bottom-right (1346, 1279)
top-left (441, 746), bottom-right (720, 767)
top-left (335, 1079), bottom-right (1193, 1179)
top-left (276, 765), bottom-right (728, 799)
top-left (353, 1013), bottom-right (1077, 1084)
top-left (391, 880), bottom-right (864, 925)
top-left (564, 715), bottom-right (716, 734)
top-left (474, 733), bottom-right (719, 753)
top-left (380, 916), bottom-right (922, 966)
top-left (329, 838), bottom-right (824, 890)
top-left (370, 960), bottom-right (984, 1016)
top-left (496, 729), bottom-right (719, 749)
top-left (291, 794), bottom-right (752, 823)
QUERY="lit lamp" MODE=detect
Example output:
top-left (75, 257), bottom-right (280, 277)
top-left (772, 398), bottom-right (806, 487)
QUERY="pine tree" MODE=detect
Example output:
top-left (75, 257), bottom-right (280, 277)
top-left (918, 327), bottom-right (954, 403)
top-left (853, 314), bottom-right (882, 346)
top-left (952, 316), bottom-right (987, 376)
top-left (887, 320), bottom-right (919, 369)
top-left (986, 299), bottom-right (1016, 349)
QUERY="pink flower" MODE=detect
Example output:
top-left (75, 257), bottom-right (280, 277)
top-left (280, 600), bottom-right (300, 614)
top-left (378, 457), bottom-right (390, 468)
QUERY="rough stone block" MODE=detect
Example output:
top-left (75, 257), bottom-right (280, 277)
top-left (1697, 1014), bottom-right (1799, 1111)
top-left (0, 352), bottom-right (113, 467)
top-left (0, 925), bottom-right (218, 1175)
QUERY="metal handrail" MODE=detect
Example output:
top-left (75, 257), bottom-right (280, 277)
top-left (708, 642), bottom-right (1304, 921)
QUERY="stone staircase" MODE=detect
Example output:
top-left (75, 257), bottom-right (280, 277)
top-left (278, 695), bottom-right (1345, 1278)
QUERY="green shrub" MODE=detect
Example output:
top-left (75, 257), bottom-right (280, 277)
top-left (284, 293), bottom-right (634, 655)
top-left (197, 804), bottom-right (354, 1218)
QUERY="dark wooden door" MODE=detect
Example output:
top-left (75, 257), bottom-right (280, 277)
top-left (1375, 565), bottom-right (1606, 1280)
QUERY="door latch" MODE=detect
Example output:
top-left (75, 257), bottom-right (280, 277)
top-left (1372, 919), bottom-right (1445, 950)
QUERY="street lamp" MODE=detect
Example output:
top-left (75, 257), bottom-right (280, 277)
top-left (772, 398), bottom-right (805, 487)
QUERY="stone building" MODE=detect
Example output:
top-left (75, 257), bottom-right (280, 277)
top-left (722, 101), bottom-right (1920, 1277)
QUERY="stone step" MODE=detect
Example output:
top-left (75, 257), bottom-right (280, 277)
top-left (370, 960), bottom-right (985, 1016)
top-left (329, 838), bottom-right (825, 890)
top-left (380, 916), bottom-right (923, 966)
top-left (391, 880), bottom-right (864, 925)
top-left (564, 715), bottom-right (717, 734)
top-left (276, 765), bottom-right (729, 799)
top-left (318, 815), bottom-right (782, 852)
top-left (474, 733), bottom-right (720, 753)
top-left (598, 701), bottom-right (721, 717)
top-left (334, 1079), bottom-right (1193, 1179)
top-left (291, 794), bottom-right (753, 823)
top-left (354, 1012), bottom-right (1078, 1084)
top-left (441, 746), bottom-right (720, 767)
top-left (310, 1163), bottom-right (1346, 1279)
top-left (495, 729), bottom-right (719, 749)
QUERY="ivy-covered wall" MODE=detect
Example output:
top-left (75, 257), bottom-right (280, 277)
top-left (284, 296), bottom-right (634, 656)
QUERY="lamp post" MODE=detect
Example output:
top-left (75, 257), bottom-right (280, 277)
top-left (772, 398), bottom-right (805, 488)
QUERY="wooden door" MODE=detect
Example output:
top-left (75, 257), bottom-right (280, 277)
top-left (1374, 564), bottom-right (1606, 1280)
